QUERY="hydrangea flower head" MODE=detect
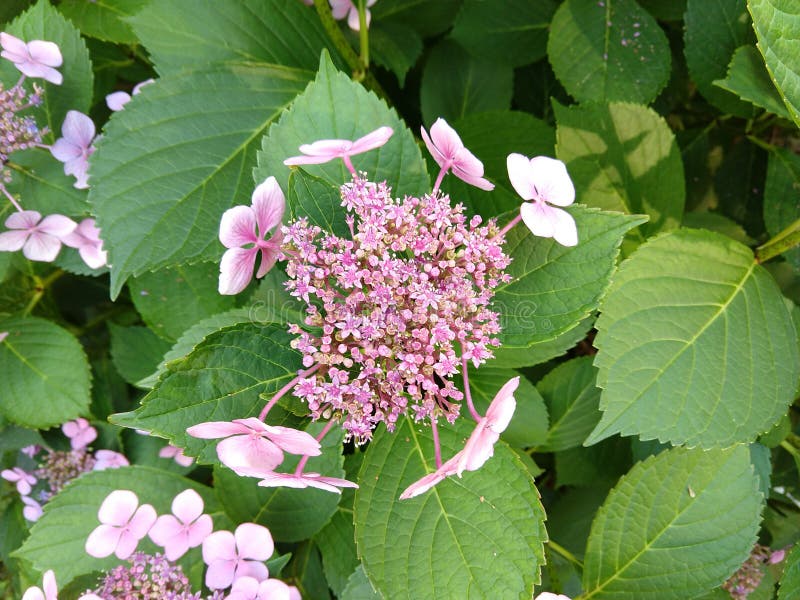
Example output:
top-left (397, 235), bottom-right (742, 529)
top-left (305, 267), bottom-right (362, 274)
top-left (202, 523), bottom-right (274, 590)
top-left (0, 210), bottom-right (76, 262)
top-left (148, 489), bottom-right (213, 560)
top-left (50, 110), bottom-right (96, 189)
top-left (0, 33), bottom-right (62, 84)
top-left (21, 569), bottom-right (57, 600)
top-left (85, 490), bottom-right (157, 559)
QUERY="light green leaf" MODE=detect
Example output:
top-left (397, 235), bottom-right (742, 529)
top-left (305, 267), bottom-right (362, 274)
top-left (129, 0), bottom-right (337, 76)
top-left (420, 40), bottom-right (514, 125)
top-left (108, 323), bottom-right (171, 386)
top-left (764, 147), bottom-right (800, 270)
top-left (57, 0), bottom-right (147, 44)
top-left (492, 317), bottom-right (594, 368)
top-left (89, 64), bottom-right (311, 298)
top-left (494, 206), bottom-right (646, 349)
top-left (682, 211), bottom-right (755, 245)
top-left (537, 356), bottom-right (601, 452)
top-left (778, 542), bottom-right (800, 599)
top-left (555, 101), bottom-right (685, 242)
top-left (0, 316), bottom-right (90, 428)
top-left (4, 149), bottom-right (88, 219)
top-left (354, 416), bottom-right (546, 600)
top-left (588, 229), bottom-right (800, 448)
top-left (582, 446), bottom-right (762, 599)
top-left (112, 322), bottom-right (303, 463)
top-left (14, 466), bottom-right (222, 588)
top-left (749, 0), bottom-right (800, 127)
top-left (128, 262), bottom-right (237, 342)
top-left (547, 0), bottom-right (671, 105)
top-left (714, 45), bottom-right (793, 120)
top-left (341, 566), bottom-right (381, 600)
top-left (0, 0), bottom-right (94, 138)
top-left (287, 169), bottom-right (350, 238)
top-left (684, 0), bottom-right (756, 117)
top-left (368, 21), bottom-right (422, 86)
top-left (451, 0), bottom-right (557, 67)
top-left (256, 52), bottom-right (429, 200)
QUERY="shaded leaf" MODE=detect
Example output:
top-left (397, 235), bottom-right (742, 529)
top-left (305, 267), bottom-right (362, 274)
top-left (57, 0), bottom-right (147, 44)
top-left (108, 323), bottom-right (171, 385)
top-left (369, 21), bottom-right (422, 86)
top-left (764, 147), bottom-right (800, 270)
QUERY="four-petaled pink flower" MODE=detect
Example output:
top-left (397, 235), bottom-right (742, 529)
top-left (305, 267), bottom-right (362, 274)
top-left (85, 490), bottom-right (157, 559)
top-left (399, 452), bottom-right (462, 500)
top-left (21, 569), bottom-right (58, 600)
top-left (202, 522), bottom-right (274, 590)
top-left (421, 118), bottom-right (494, 191)
top-left (61, 218), bottom-right (108, 269)
top-left (62, 417), bottom-right (97, 450)
top-left (218, 177), bottom-right (285, 295)
top-left (0, 210), bottom-right (76, 262)
top-left (252, 470), bottom-right (359, 494)
top-left (148, 489), bottom-right (213, 561)
top-left (92, 450), bottom-right (129, 470)
top-left (0, 33), bottom-right (63, 85)
top-left (329, 0), bottom-right (377, 31)
top-left (283, 126), bottom-right (393, 173)
top-left (187, 417), bottom-right (321, 473)
top-left (228, 575), bottom-right (301, 600)
top-left (106, 78), bottom-right (154, 111)
top-left (50, 110), bottom-right (96, 189)
top-left (159, 444), bottom-right (194, 467)
top-left (507, 153), bottom-right (577, 247)
top-left (22, 495), bottom-right (43, 522)
top-left (2, 466), bottom-right (36, 495)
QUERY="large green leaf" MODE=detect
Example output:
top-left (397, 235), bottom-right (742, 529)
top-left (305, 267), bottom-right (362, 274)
top-left (315, 503), bottom-right (358, 597)
top-left (547, 0), bottom-right (671, 105)
top-left (581, 446), bottom-right (762, 599)
top-left (57, 0), bottom-right (147, 44)
top-left (714, 45), bottom-right (793, 120)
top-left (0, 316), bottom-right (90, 428)
top-left (89, 63), bottom-right (311, 298)
top-left (451, 0), bottom-right (557, 67)
top-left (492, 316), bottom-right (593, 368)
top-left (554, 101), bottom-right (685, 243)
top-left (749, 0), bottom-right (800, 127)
top-left (15, 466), bottom-right (223, 588)
top-left (112, 322), bottom-right (303, 463)
top-left (287, 169), bottom-right (350, 238)
top-left (129, 0), bottom-right (337, 76)
top-left (779, 542), bottom-right (800, 599)
top-left (684, 0), bottom-right (756, 117)
top-left (420, 40), bottom-right (514, 125)
top-left (0, 0), bottom-right (94, 138)
top-left (108, 323), bottom-right (172, 386)
top-left (368, 21), bottom-right (422, 87)
top-left (588, 229), bottom-right (799, 448)
top-left (354, 417), bottom-right (546, 600)
top-left (764, 147), bottom-right (800, 271)
top-left (371, 0), bottom-right (464, 38)
top-left (537, 356), bottom-right (601, 452)
top-left (494, 206), bottom-right (646, 349)
top-left (256, 52), bottom-right (429, 199)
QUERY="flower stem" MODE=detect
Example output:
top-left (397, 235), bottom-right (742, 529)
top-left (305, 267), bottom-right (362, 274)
top-left (342, 155), bottom-right (356, 175)
top-left (357, 0), bottom-right (369, 68)
top-left (0, 183), bottom-right (24, 212)
top-left (295, 418), bottom-right (337, 475)
top-left (494, 212), bottom-right (522, 241)
top-left (259, 363), bottom-right (321, 421)
top-left (547, 539), bottom-right (584, 570)
top-left (23, 269), bottom-right (65, 316)
top-left (432, 163), bottom-right (450, 196)
top-left (755, 217), bottom-right (800, 263)
top-left (461, 355), bottom-right (482, 423)
top-left (431, 419), bottom-right (442, 468)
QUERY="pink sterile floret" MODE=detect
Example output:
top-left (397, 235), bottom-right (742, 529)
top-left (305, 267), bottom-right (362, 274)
top-left (329, 0), bottom-right (377, 31)
top-left (1, 466), bottom-right (36, 495)
top-left (62, 417), bottom-right (97, 450)
top-left (21, 569), bottom-right (57, 600)
top-left (399, 451), bottom-right (462, 500)
top-left (0, 210), bottom-right (76, 262)
top-left (422, 118), bottom-right (494, 191)
top-left (61, 218), bottom-right (108, 269)
top-left (148, 489), bottom-right (213, 561)
top-left (158, 444), bottom-right (194, 467)
top-left (202, 522), bottom-right (274, 590)
top-left (50, 110), bottom-right (96, 189)
top-left (218, 176), bottom-right (285, 295)
top-left (106, 78), bottom-right (154, 111)
top-left (228, 575), bottom-right (301, 600)
top-left (0, 33), bottom-right (62, 85)
top-left (283, 126), bottom-right (393, 168)
top-left (22, 496), bottom-right (43, 522)
top-left (92, 450), bottom-right (130, 471)
top-left (254, 470), bottom-right (358, 494)
top-left (85, 490), bottom-right (157, 559)
top-left (507, 153), bottom-right (578, 247)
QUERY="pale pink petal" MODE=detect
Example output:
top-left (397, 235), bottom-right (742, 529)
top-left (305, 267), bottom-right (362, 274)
top-left (50, 138), bottom-right (81, 163)
top-left (6, 210), bottom-right (41, 229)
top-left (37, 214), bottom-right (77, 237)
top-left (219, 205), bottom-right (258, 248)
top-left (256, 245), bottom-right (280, 279)
top-left (219, 246), bottom-right (258, 295)
top-left (23, 232), bottom-right (62, 262)
top-left (289, 586), bottom-right (302, 600)
top-left (234, 522), bottom-right (274, 561)
top-left (85, 523), bottom-right (123, 557)
top-left (171, 488), bottom-right (204, 523)
top-left (550, 206), bottom-right (578, 247)
top-left (308, 474), bottom-right (359, 491)
top-left (251, 177), bottom-right (285, 235)
top-left (507, 153), bottom-right (538, 201)
top-left (262, 425), bottom-right (321, 456)
top-left (128, 503), bottom-right (157, 538)
top-left (0, 32), bottom-right (27, 61)
top-left (283, 153), bottom-right (340, 166)
top-left (485, 376), bottom-right (519, 433)
top-left (260, 579), bottom-right (293, 600)
top-left (217, 435), bottom-right (284, 472)
top-left (186, 513), bottom-right (214, 548)
top-left (457, 428), bottom-right (498, 475)
top-left (452, 147), bottom-right (485, 179)
top-left (420, 126), bottom-right (446, 168)
top-left (149, 514), bottom-right (182, 548)
top-left (27, 41), bottom-right (62, 67)
top-left (350, 126), bottom-right (393, 154)
top-left (429, 118), bottom-right (464, 162)
top-left (187, 420), bottom-right (253, 439)
top-left (256, 472), bottom-right (311, 490)
top-left (297, 138), bottom-right (352, 157)
top-left (98, 490), bottom-right (138, 526)
top-left (329, 0), bottom-right (352, 20)
top-left (62, 110), bottom-right (95, 148)
top-left (236, 560), bottom-right (269, 583)
top-left (205, 558), bottom-right (236, 589)
top-left (106, 91), bottom-right (131, 111)
top-left (61, 419), bottom-right (80, 437)
top-left (527, 156), bottom-right (575, 207)
top-left (42, 570), bottom-right (57, 600)
top-left (230, 576), bottom-right (261, 599)
top-left (0, 229), bottom-right (30, 251)
top-left (22, 496), bottom-right (43, 521)
top-left (520, 201), bottom-right (556, 240)
top-left (78, 244), bottom-right (108, 269)
top-left (21, 587), bottom-right (45, 600)
top-left (452, 166), bottom-right (494, 191)
top-left (93, 450), bottom-right (129, 470)
top-left (115, 531), bottom-right (140, 559)
top-left (163, 535), bottom-right (191, 562)
top-left (347, 6), bottom-right (368, 31)
top-left (400, 452), bottom-right (462, 500)
top-left (203, 530), bottom-right (237, 563)
top-left (132, 79), bottom-right (155, 95)
top-left (535, 594), bottom-right (572, 600)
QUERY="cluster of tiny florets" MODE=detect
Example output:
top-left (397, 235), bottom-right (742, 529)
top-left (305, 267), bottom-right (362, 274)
top-left (1, 81), bottom-right (45, 180)
top-left (87, 552), bottom-right (224, 600)
top-left (283, 175), bottom-right (511, 442)
top-left (35, 448), bottom-right (95, 494)
top-left (722, 544), bottom-right (772, 599)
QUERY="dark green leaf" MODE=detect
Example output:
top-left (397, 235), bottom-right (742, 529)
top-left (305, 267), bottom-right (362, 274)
top-left (555, 436), bottom-right (632, 487)
top-left (288, 169), bottom-right (350, 238)
top-left (369, 21), bottom-right (422, 86)
top-left (371, 0), bottom-right (463, 38)
top-left (492, 317), bottom-right (594, 368)
top-left (764, 147), bottom-right (800, 270)
top-left (108, 323), bottom-right (172, 385)
top-left (714, 45), bottom-right (793, 119)
top-left (57, 0), bottom-right (147, 44)
top-left (779, 542), bottom-right (800, 599)
top-left (341, 566), bottom-right (381, 599)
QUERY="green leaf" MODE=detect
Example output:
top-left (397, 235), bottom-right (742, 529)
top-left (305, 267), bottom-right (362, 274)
top-left (286, 541), bottom-right (331, 600)
top-left (684, 0), bottom-right (756, 117)
top-left (588, 229), bottom-right (800, 448)
top-left (451, 0), bottom-right (557, 67)
top-left (214, 422), bottom-right (345, 542)
top-left (354, 416), bottom-right (546, 600)
top-left (129, 0), bottom-right (337, 76)
top-left (637, 0), bottom-right (687, 21)
top-left (547, 0), bottom-right (671, 105)
top-left (494, 206), bottom-right (646, 349)
top-left (341, 566), bottom-right (381, 600)
top-left (371, 0), bottom-right (463, 38)
top-left (256, 52), bottom-right (429, 200)
top-left (5, 149), bottom-right (88, 218)
top-left (112, 322), bottom-right (303, 463)
top-left (128, 262), bottom-right (237, 342)
top-left (0, 316), bottom-right (90, 428)
top-left (108, 323), bottom-right (172, 386)
top-left (714, 45), bottom-right (793, 120)
top-left (764, 147), bottom-right (800, 270)
top-left (492, 317), bottom-right (594, 368)
top-left (537, 356), bottom-right (601, 452)
top-left (749, 0), bottom-right (800, 127)
top-left (778, 542), bottom-right (800, 599)
top-left (420, 40), bottom-right (514, 125)
top-left (315, 505), bottom-right (359, 597)
top-left (554, 101), bottom-right (685, 242)
top-left (581, 446), bottom-right (762, 599)
top-left (368, 21), bottom-right (423, 87)
top-left (89, 63), bottom-right (311, 298)
top-left (287, 169), bottom-right (350, 238)
top-left (543, 486), bottom-right (610, 560)
top-left (0, 0), bottom-right (94, 138)
top-left (682, 211), bottom-right (755, 246)
top-left (555, 436), bottom-right (632, 488)
top-left (0, 0), bottom-right (33, 24)
top-left (15, 466), bottom-right (222, 588)
top-left (441, 110), bottom-right (555, 219)
top-left (57, 0), bottom-right (147, 44)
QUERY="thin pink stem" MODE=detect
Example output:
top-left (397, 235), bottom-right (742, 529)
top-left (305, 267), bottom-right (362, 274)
top-left (493, 212), bottom-right (523, 241)
top-left (295, 418), bottom-right (338, 475)
top-left (0, 184), bottom-right (24, 212)
top-left (14, 74), bottom-right (26, 89)
top-left (461, 355), bottom-right (483, 423)
top-left (259, 363), bottom-right (321, 420)
top-left (342, 155), bottom-right (356, 175)
top-left (431, 418), bottom-right (442, 469)
top-left (432, 163), bottom-right (450, 196)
